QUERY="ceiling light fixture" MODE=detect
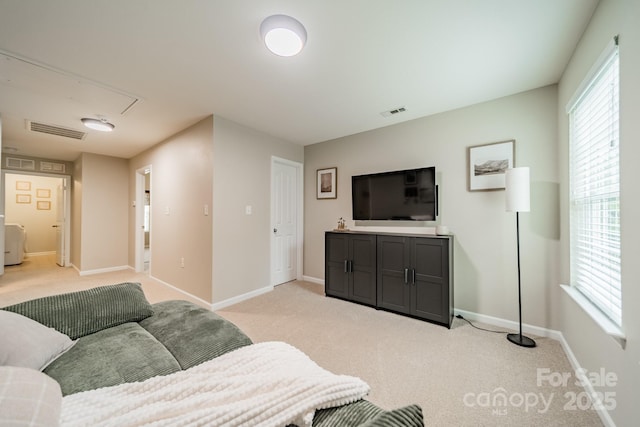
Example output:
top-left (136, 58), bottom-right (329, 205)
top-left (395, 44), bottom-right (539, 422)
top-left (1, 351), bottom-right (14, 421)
top-left (260, 14), bottom-right (307, 57)
top-left (81, 117), bottom-right (115, 132)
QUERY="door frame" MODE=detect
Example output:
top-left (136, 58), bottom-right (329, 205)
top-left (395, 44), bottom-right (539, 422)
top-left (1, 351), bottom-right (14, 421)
top-left (270, 156), bottom-right (304, 286)
top-left (0, 170), bottom-right (71, 267)
top-left (134, 165), bottom-right (151, 273)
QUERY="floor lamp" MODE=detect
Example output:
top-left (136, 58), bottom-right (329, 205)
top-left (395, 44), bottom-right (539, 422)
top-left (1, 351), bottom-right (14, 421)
top-left (505, 167), bottom-right (536, 348)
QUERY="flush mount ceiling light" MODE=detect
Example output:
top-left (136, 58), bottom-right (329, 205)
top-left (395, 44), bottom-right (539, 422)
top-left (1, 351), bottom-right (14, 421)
top-left (81, 117), bottom-right (115, 132)
top-left (260, 14), bottom-right (307, 57)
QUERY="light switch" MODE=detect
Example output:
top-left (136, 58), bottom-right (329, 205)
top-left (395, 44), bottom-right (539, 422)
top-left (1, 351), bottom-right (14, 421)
top-left (204, 204), bottom-right (209, 216)
top-left (245, 205), bottom-right (252, 215)
top-left (164, 206), bottom-right (170, 215)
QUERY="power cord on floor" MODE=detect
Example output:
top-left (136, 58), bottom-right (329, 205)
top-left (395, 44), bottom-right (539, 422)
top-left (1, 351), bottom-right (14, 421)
top-left (455, 314), bottom-right (507, 334)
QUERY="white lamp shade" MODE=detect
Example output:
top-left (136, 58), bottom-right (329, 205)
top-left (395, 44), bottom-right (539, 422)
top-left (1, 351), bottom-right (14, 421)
top-left (505, 167), bottom-right (530, 212)
top-left (260, 14), bottom-right (307, 57)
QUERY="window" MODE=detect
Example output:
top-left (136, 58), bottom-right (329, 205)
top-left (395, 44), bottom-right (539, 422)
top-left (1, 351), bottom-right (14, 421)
top-left (568, 37), bottom-right (621, 326)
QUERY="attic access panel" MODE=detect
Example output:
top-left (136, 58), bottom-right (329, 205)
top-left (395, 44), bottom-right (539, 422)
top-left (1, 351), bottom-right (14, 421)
top-left (0, 50), bottom-right (141, 116)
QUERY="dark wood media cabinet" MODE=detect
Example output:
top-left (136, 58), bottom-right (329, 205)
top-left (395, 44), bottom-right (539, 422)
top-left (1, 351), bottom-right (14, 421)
top-left (325, 230), bottom-right (454, 328)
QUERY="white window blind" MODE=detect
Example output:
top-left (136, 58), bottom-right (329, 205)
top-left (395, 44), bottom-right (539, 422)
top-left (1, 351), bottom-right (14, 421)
top-left (568, 38), bottom-right (621, 326)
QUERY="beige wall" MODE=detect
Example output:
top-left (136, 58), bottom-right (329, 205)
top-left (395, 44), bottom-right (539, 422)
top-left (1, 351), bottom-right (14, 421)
top-left (4, 173), bottom-right (61, 254)
top-left (127, 115), bottom-right (303, 304)
top-left (556, 0), bottom-right (640, 425)
top-left (304, 85), bottom-right (559, 328)
top-left (212, 116), bottom-right (303, 303)
top-left (129, 116), bottom-right (214, 302)
top-left (73, 153), bottom-right (129, 272)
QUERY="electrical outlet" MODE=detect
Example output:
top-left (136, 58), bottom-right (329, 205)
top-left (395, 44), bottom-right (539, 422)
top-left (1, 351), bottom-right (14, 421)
top-left (180, 257), bottom-right (184, 268)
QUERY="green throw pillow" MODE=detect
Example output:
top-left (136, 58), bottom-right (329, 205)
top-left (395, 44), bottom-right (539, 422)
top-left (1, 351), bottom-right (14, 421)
top-left (0, 283), bottom-right (154, 340)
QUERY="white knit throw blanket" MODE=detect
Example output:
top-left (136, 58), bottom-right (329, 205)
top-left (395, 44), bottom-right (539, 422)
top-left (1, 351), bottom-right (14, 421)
top-left (61, 341), bottom-right (370, 427)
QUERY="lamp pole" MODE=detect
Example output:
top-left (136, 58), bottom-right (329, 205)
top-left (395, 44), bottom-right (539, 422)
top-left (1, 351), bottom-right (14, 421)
top-left (505, 167), bottom-right (536, 348)
top-left (507, 211), bottom-right (535, 347)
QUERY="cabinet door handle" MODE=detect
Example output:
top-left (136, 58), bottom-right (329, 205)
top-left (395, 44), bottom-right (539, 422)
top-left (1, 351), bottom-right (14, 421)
top-left (344, 260), bottom-right (349, 273)
top-left (349, 260), bottom-right (353, 273)
top-left (412, 268), bottom-right (416, 285)
top-left (404, 268), bottom-right (409, 284)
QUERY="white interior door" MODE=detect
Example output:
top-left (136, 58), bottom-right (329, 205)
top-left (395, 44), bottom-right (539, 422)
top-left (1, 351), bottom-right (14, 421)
top-left (55, 180), bottom-right (65, 266)
top-left (271, 160), bottom-right (298, 285)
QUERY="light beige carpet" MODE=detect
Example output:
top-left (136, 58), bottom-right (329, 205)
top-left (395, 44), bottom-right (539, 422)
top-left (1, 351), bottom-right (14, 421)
top-left (1, 255), bottom-right (603, 426)
top-left (0, 254), bottom-right (206, 308)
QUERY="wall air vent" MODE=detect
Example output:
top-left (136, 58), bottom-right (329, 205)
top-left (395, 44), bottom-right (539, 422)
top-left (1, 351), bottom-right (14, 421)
top-left (26, 120), bottom-right (86, 140)
top-left (40, 161), bottom-right (66, 173)
top-left (6, 157), bottom-right (36, 170)
top-left (380, 106), bottom-right (407, 118)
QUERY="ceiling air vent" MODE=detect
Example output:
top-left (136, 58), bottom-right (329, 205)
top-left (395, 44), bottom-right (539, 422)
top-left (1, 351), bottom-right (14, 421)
top-left (27, 120), bottom-right (86, 140)
top-left (380, 107), bottom-right (407, 118)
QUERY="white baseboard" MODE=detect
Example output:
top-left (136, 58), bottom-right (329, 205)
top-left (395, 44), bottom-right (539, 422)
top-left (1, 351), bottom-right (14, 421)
top-left (210, 285), bottom-right (273, 311)
top-left (302, 275), bottom-right (324, 285)
top-left (147, 274), bottom-right (213, 308)
top-left (554, 332), bottom-right (616, 427)
top-left (455, 308), bottom-right (615, 427)
top-left (78, 265), bottom-right (130, 276)
top-left (453, 308), bottom-right (562, 339)
top-left (25, 251), bottom-right (56, 257)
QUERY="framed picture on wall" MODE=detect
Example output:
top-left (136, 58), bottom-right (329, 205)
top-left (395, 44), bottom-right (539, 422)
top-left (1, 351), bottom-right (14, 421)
top-left (16, 181), bottom-right (31, 191)
top-left (467, 140), bottom-right (515, 191)
top-left (317, 167), bottom-right (337, 199)
top-left (16, 194), bottom-right (31, 204)
top-left (37, 201), bottom-right (51, 210)
top-left (36, 189), bottom-right (51, 198)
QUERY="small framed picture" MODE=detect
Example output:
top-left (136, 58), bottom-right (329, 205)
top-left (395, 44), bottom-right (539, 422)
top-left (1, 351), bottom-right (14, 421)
top-left (317, 167), bottom-right (337, 199)
top-left (37, 188), bottom-right (51, 198)
top-left (37, 201), bottom-right (51, 210)
top-left (16, 194), bottom-right (31, 204)
top-left (467, 140), bottom-right (515, 191)
top-left (16, 181), bottom-right (31, 191)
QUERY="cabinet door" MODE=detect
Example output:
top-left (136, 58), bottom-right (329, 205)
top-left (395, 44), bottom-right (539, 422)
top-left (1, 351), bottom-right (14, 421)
top-left (412, 237), bottom-right (449, 324)
top-left (325, 233), bottom-right (349, 299)
top-left (349, 234), bottom-right (377, 306)
top-left (377, 236), bottom-right (411, 314)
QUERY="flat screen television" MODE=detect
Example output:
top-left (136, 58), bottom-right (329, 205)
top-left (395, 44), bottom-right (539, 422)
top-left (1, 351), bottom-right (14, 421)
top-left (352, 167), bottom-right (437, 221)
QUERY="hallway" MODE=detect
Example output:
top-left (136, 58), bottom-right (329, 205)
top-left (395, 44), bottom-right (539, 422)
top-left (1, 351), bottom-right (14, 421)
top-left (4, 253), bottom-right (57, 272)
top-left (0, 254), bottom-right (206, 308)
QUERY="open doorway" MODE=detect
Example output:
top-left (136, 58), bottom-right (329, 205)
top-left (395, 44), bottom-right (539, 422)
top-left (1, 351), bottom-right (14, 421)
top-left (135, 166), bottom-right (151, 273)
top-left (1, 171), bottom-right (70, 269)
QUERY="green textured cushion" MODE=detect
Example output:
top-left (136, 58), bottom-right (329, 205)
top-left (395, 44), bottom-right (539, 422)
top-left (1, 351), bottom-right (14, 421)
top-left (1, 283), bottom-right (154, 340)
top-left (44, 322), bottom-right (181, 396)
top-left (139, 300), bottom-right (252, 369)
top-left (313, 400), bottom-right (384, 427)
top-left (359, 404), bottom-right (423, 427)
top-left (313, 400), bottom-right (424, 427)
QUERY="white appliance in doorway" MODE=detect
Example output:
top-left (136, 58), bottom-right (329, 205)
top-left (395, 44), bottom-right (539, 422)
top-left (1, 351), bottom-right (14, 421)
top-left (4, 223), bottom-right (25, 265)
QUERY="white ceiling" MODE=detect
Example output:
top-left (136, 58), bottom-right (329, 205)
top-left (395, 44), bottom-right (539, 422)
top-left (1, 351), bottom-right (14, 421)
top-left (0, 0), bottom-right (599, 162)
